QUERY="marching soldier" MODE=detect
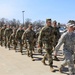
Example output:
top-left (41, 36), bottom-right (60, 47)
top-left (38, 19), bottom-right (55, 72)
top-left (8, 29), bottom-right (16, 50)
top-left (15, 25), bottom-right (24, 53)
top-left (54, 23), bottom-right (75, 75)
top-left (52, 20), bottom-right (60, 61)
top-left (0, 24), bottom-right (7, 46)
top-left (22, 24), bottom-right (36, 61)
top-left (4, 25), bottom-right (13, 48)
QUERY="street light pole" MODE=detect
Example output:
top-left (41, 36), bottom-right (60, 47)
top-left (22, 11), bottom-right (25, 26)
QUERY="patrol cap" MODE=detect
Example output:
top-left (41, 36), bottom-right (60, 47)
top-left (66, 23), bottom-right (74, 27)
top-left (46, 18), bottom-right (51, 22)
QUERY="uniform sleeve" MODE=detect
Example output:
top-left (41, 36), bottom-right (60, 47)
top-left (4, 29), bottom-right (6, 36)
top-left (54, 33), bottom-right (66, 53)
top-left (38, 28), bottom-right (43, 46)
top-left (15, 30), bottom-right (18, 39)
top-left (22, 31), bottom-right (26, 41)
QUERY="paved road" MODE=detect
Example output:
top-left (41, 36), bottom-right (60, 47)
top-left (0, 45), bottom-right (68, 75)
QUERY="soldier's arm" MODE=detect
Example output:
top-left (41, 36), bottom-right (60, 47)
top-left (54, 33), bottom-right (66, 55)
top-left (38, 29), bottom-right (43, 47)
top-left (22, 31), bottom-right (27, 43)
top-left (15, 30), bottom-right (18, 40)
top-left (4, 29), bottom-right (7, 36)
top-left (22, 31), bottom-right (26, 40)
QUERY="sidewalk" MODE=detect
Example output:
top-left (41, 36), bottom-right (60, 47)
top-left (0, 46), bottom-right (67, 75)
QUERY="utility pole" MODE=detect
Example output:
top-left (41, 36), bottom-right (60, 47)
top-left (22, 11), bottom-right (25, 26)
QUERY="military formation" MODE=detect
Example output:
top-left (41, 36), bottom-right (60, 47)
top-left (0, 19), bottom-right (75, 75)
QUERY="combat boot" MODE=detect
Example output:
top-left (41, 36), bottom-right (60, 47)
top-left (59, 65), bottom-right (64, 73)
top-left (50, 66), bottom-right (55, 72)
top-left (41, 59), bottom-right (47, 65)
top-left (50, 62), bottom-right (55, 72)
top-left (54, 56), bottom-right (60, 61)
top-left (31, 58), bottom-right (35, 61)
top-left (27, 50), bottom-right (30, 57)
top-left (1, 42), bottom-right (3, 46)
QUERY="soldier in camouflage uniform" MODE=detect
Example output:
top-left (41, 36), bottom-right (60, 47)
top-left (52, 21), bottom-right (60, 61)
top-left (22, 26), bottom-right (27, 49)
top-left (0, 24), bottom-right (7, 46)
top-left (15, 26), bottom-right (24, 53)
top-left (54, 23), bottom-right (75, 75)
top-left (22, 24), bottom-right (36, 61)
top-left (36, 28), bottom-right (43, 55)
top-left (0, 27), bottom-right (1, 41)
top-left (4, 25), bottom-right (13, 48)
top-left (8, 29), bottom-right (16, 50)
top-left (38, 19), bottom-right (55, 72)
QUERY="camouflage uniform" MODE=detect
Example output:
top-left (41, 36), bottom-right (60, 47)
top-left (8, 29), bottom-right (16, 50)
top-left (52, 27), bottom-right (60, 47)
top-left (22, 28), bottom-right (36, 60)
top-left (38, 25), bottom-right (54, 68)
top-left (0, 26), bottom-right (6, 46)
top-left (36, 31), bottom-right (43, 54)
top-left (15, 28), bottom-right (24, 53)
top-left (0, 27), bottom-right (1, 41)
top-left (4, 26), bottom-right (13, 48)
top-left (55, 31), bottom-right (75, 75)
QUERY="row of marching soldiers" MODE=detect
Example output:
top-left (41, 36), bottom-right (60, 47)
top-left (0, 19), bottom-right (61, 72)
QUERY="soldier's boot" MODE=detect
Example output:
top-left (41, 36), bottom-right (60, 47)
top-left (27, 50), bottom-right (30, 57)
top-left (30, 51), bottom-right (35, 61)
top-left (54, 56), bottom-right (60, 61)
top-left (41, 50), bottom-right (43, 55)
top-left (20, 46), bottom-right (23, 54)
top-left (4, 41), bottom-right (7, 48)
top-left (31, 55), bottom-right (35, 61)
top-left (1, 41), bottom-right (3, 46)
top-left (31, 58), bottom-right (35, 61)
top-left (41, 58), bottom-right (46, 65)
top-left (8, 42), bottom-right (10, 50)
top-left (50, 66), bottom-right (55, 72)
top-left (49, 62), bottom-right (55, 72)
top-left (59, 65), bottom-right (64, 73)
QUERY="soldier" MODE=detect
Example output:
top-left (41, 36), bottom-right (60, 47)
top-left (36, 28), bottom-right (43, 55)
top-left (0, 24), bottom-right (7, 46)
top-left (15, 25), bottom-right (24, 53)
top-left (4, 25), bottom-right (13, 48)
top-left (54, 23), bottom-right (75, 75)
top-left (52, 21), bottom-right (61, 61)
top-left (72, 26), bottom-right (75, 64)
top-left (8, 29), bottom-right (16, 50)
top-left (22, 24), bottom-right (36, 61)
top-left (38, 19), bottom-right (55, 72)
top-left (0, 27), bottom-right (1, 41)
